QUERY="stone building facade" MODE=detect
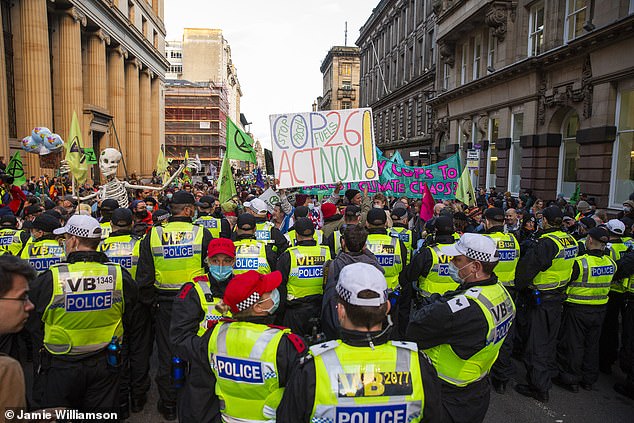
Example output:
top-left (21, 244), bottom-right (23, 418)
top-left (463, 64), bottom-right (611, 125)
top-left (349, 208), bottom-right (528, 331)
top-left (357, 0), bottom-right (438, 166)
top-left (0, 0), bottom-right (168, 178)
top-left (430, 0), bottom-right (634, 208)
top-left (318, 46), bottom-right (361, 111)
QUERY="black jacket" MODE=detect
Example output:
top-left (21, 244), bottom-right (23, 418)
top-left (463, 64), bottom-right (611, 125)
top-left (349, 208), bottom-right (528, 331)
top-left (276, 326), bottom-right (442, 423)
top-left (135, 216), bottom-right (212, 302)
top-left (28, 250), bottom-right (139, 359)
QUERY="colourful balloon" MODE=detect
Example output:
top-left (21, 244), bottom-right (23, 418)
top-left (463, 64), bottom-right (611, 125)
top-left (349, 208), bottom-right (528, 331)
top-left (21, 136), bottom-right (41, 153)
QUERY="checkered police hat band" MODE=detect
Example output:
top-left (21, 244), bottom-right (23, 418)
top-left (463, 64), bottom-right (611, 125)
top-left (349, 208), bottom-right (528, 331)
top-left (237, 292), bottom-right (261, 311)
top-left (68, 224), bottom-right (100, 238)
top-left (336, 285), bottom-right (353, 303)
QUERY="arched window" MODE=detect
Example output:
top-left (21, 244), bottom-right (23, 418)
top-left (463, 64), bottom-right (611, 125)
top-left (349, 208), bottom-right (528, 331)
top-left (558, 111), bottom-right (580, 198)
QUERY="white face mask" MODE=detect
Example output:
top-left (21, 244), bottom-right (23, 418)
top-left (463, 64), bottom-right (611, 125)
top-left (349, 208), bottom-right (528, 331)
top-left (447, 261), bottom-right (474, 284)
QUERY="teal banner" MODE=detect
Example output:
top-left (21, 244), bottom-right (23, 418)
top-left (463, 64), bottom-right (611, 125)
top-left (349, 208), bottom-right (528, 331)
top-left (300, 151), bottom-right (462, 200)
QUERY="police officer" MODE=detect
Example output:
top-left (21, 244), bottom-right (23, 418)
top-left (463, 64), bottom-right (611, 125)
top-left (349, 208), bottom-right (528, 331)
top-left (406, 215), bottom-right (459, 298)
top-left (481, 208), bottom-right (520, 394)
top-left (188, 270), bottom-right (307, 422)
top-left (243, 197), bottom-right (288, 254)
top-left (278, 262), bottom-right (441, 422)
top-left (98, 198), bottom-right (120, 240)
top-left (600, 219), bottom-right (629, 374)
top-left (555, 227), bottom-right (616, 392)
top-left (233, 213), bottom-right (276, 275)
top-left (407, 233), bottom-right (515, 423)
top-left (0, 215), bottom-right (29, 256)
top-left (28, 215), bottom-right (139, 413)
top-left (170, 238), bottom-right (236, 423)
top-left (324, 204), bottom-right (361, 257)
top-left (515, 206), bottom-right (579, 402)
top-left (194, 195), bottom-right (231, 238)
top-left (21, 214), bottom-right (64, 273)
top-left (389, 206), bottom-right (413, 261)
top-left (365, 208), bottom-right (407, 291)
top-left (613, 245), bottom-right (634, 399)
top-left (276, 217), bottom-right (331, 336)
top-left (136, 190), bottom-right (212, 420)
top-left (285, 206), bottom-right (324, 246)
top-left (98, 208), bottom-right (141, 279)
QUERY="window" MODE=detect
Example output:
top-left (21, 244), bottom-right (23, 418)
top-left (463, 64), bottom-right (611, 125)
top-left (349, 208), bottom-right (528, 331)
top-left (529, 2), bottom-right (545, 56)
top-left (340, 63), bottom-right (352, 76)
top-left (153, 30), bottom-right (158, 48)
top-left (630, 0), bottom-right (634, 14)
top-left (508, 113), bottom-right (524, 194)
top-left (558, 112), bottom-right (580, 197)
top-left (428, 29), bottom-right (435, 67)
top-left (486, 118), bottom-right (499, 189)
top-left (341, 102), bottom-right (352, 110)
top-left (473, 37), bottom-right (481, 80)
top-left (418, 38), bottom-right (425, 74)
top-left (142, 15), bottom-right (147, 37)
top-left (171, 51), bottom-right (182, 59)
top-left (565, 0), bottom-right (587, 42)
top-left (610, 89), bottom-right (634, 206)
top-left (442, 63), bottom-right (450, 90)
top-left (169, 65), bottom-right (183, 73)
top-left (341, 80), bottom-right (352, 90)
top-left (460, 43), bottom-right (468, 85)
top-left (2, 0), bottom-right (16, 138)
top-left (409, 46), bottom-right (414, 79)
top-left (128, 1), bottom-right (135, 24)
top-left (487, 29), bottom-right (496, 72)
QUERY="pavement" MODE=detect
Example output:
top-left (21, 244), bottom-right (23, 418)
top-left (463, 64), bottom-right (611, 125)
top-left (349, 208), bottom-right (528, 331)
top-left (127, 358), bottom-right (634, 423)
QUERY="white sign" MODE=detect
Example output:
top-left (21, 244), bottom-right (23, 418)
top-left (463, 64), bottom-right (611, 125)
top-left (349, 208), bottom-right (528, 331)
top-left (269, 108), bottom-right (379, 189)
top-left (259, 188), bottom-right (280, 214)
top-left (466, 149), bottom-right (480, 161)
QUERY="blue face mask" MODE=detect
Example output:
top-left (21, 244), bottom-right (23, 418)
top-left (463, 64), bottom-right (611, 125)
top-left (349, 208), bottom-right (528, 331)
top-left (262, 288), bottom-right (280, 314)
top-left (209, 265), bottom-right (233, 282)
top-left (447, 261), bottom-right (473, 284)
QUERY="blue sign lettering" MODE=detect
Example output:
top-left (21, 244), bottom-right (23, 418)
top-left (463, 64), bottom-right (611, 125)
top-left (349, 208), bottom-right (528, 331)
top-left (437, 263), bottom-right (450, 277)
top-left (591, 265), bottom-right (615, 277)
top-left (298, 266), bottom-right (323, 278)
top-left (215, 356), bottom-right (264, 383)
top-left (492, 318), bottom-right (513, 344)
top-left (198, 219), bottom-right (218, 229)
top-left (29, 257), bottom-right (62, 272)
top-left (66, 292), bottom-right (113, 312)
top-left (234, 257), bottom-right (259, 270)
top-left (498, 250), bottom-right (517, 261)
top-left (336, 403), bottom-right (407, 423)
top-left (255, 230), bottom-right (271, 241)
top-left (0, 236), bottom-right (13, 246)
top-left (163, 245), bottom-right (193, 259)
top-left (110, 256), bottom-right (133, 269)
top-left (564, 247), bottom-right (578, 260)
top-left (376, 255), bottom-right (395, 267)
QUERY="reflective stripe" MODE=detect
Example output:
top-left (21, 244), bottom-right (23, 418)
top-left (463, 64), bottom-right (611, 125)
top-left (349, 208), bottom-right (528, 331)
top-left (221, 416), bottom-right (270, 423)
top-left (567, 294), bottom-right (609, 301)
top-left (250, 329), bottom-right (281, 359)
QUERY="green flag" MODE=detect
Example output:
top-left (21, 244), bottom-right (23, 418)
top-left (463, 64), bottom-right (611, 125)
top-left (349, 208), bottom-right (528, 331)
top-left (6, 152), bottom-right (26, 186)
top-left (226, 117), bottom-right (257, 163)
top-left (218, 156), bottom-right (237, 204)
top-left (455, 167), bottom-right (476, 207)
top-left (569, 183), bottom-right (581, 205)
top-left (83, 148), bottom-right (98, 164)
top-left (65, 111), bottom-right (88, 184)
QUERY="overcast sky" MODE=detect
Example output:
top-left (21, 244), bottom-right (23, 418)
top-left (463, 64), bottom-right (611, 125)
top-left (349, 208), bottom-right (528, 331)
top-left (164, 0), bottom-right (376, 150)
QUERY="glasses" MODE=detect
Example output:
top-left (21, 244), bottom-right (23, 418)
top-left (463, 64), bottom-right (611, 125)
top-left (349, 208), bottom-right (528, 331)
top-left (0, 294), bottom-right (30, 304)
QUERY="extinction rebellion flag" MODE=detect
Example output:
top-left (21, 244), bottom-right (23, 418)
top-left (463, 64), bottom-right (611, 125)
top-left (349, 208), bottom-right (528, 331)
top-left (226, 117), bottom-right (257, 163)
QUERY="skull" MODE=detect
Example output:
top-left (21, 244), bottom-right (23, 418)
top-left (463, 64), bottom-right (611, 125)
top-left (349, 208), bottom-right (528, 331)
top-left (100, 148), bottom-right (122, 177)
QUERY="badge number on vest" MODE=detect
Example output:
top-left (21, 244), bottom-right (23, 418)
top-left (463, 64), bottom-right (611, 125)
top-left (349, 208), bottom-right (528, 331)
top-left (338, 371), bottom-right (412, 397)
top-left (63, 274), bottom-right (115, 312)
top-left (214, 356), bottom-right (264, 384)
top-left (335, 403), bottom-right (408, 423)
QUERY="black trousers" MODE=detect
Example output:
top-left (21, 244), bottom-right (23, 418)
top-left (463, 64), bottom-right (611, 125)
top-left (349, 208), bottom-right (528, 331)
top-left (620, 295), bottom-right (634, 383)
top-left (281, 296), bottom-right (322, 337)
top-left (556, 303), bottom-right (606, 385)
top-left (440, 378), bottom-right (490, 423)
top-left (155, 297), bottom-right (177, 406)
top-left (129, 302), bottom-right (153, 399)
top-left (491, 287), bottom-right (517, 384)
top-left (34, 350), bottom-right (120, 411)
top-left (599, 291), bottom-right (625, 369)
top-left (523, 298), bottom-right (562, 393)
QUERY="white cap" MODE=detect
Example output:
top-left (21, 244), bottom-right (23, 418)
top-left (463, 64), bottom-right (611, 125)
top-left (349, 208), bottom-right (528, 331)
top-left (605, 219), bottom-right (625, 236)
top-left (244, 198), bottom-right (268, 214)
top-left (53, 215), bottom-right (102, 239)
top-left (440, 233), bottom-right (499, 262)
top-left (336, 263), bottom-right (388, 307)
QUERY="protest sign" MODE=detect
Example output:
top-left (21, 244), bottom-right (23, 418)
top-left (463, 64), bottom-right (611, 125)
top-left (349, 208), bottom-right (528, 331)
top-left (270, 108), bottom-right (379, 189)
top-left (300, 151), bottom-right (462, 201)
top-left (259, 188), bottom-right (280, 213)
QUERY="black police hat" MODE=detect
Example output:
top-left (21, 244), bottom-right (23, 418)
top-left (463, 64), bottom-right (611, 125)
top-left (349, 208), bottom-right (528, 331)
top-left (237, 213), bottom-right (256, 231)
top-left (294, 217), bottom-right (315, 237)
top-left (367, 208), bottom-right (387, 225)
top-left (195, 195), bottom-right (216, 208)
top-left (111, 208), bottom-right (133, 227)
top-left (171, 191), bottom-right (196, 205)
top-left (483, 207), bottom-right (505, 222)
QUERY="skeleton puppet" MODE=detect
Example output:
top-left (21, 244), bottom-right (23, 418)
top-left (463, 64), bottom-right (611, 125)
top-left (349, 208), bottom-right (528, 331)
top-left (79, 148), bottom-right (199, 208)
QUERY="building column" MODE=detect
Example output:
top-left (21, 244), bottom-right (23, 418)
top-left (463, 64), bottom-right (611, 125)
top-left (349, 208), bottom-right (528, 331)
top-left (56, 7), bottom-right (85, 141)
top-left (576, 126), bottom-right (616, 208)
top-left (0, 4), bottom-right (9, 159)
top-left (125, 58), bottom-right (140, 176)
top-left (85, 30), bottom-right (109, 109)
top-left (108, 46), bottom-right (127, 154)
top-left (19, 0), bottom-right (53, 174)
top-left (151, 76), bottom-right (163, 173)
top-left (139, 67), bottom-right (152, 176)
top-left (519, 134), bottom-right (561, 200)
